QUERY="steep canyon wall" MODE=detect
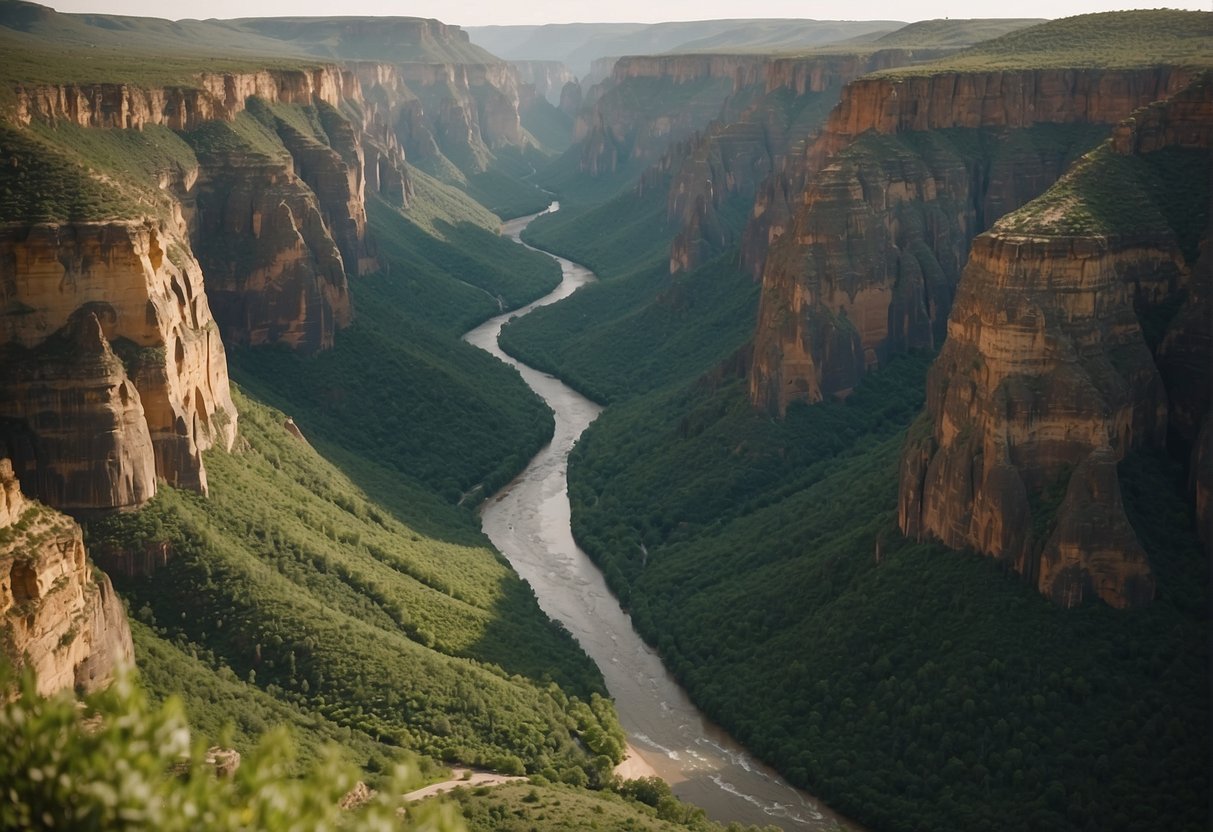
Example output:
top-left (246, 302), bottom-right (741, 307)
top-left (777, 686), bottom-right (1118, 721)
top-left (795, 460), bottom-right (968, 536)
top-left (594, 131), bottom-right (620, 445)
top-left (897, 74), bottom-right (1211, 607)
top-left (746, 66), bottom-right (1196, 414)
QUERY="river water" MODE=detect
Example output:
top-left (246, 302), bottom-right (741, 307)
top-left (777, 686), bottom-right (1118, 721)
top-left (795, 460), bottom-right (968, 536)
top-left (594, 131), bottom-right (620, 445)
top-left (463, 205), bottom-right (852, 831)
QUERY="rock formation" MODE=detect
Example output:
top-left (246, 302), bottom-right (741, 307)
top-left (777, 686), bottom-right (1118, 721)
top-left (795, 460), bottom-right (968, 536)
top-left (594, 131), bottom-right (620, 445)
top-left (747, 66), bottom-right (1197, 414)
top-left (0, 219), bottom-right (236, 510)
top-left (0, 458), bottom-right (133, 695)
top-left (511, 61), bottom-right (577, 106)
top-left (897, 74), bottom-right (1211, 607)
top-left (186, 114), bottom-right (355, 354)
top-left (662, 50), bottom-right (955, 274)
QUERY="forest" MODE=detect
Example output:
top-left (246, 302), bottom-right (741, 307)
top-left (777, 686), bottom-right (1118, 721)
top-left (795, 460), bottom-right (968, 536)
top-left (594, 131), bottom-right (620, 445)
top-left (496, 109), bottom-right (1211, 827)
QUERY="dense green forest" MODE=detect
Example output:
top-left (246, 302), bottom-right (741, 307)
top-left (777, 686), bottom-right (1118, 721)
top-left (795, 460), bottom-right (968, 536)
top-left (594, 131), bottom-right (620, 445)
top-left (231, 192), bottom-right (560, 505)
top-left (496, 109), bottom-right (1210, 829)
top-left (89, 390), bottom-right (623, 783)
top-left (4, 8), bottom-right (1211, 831)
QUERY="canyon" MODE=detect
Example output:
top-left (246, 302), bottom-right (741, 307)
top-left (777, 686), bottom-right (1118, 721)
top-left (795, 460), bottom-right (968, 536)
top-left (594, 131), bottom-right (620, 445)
top-left (1, 6), bottom-right (1210, 831)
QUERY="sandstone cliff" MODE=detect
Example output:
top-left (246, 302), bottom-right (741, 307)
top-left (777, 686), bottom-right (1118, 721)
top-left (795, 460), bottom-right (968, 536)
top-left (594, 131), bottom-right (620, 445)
top-left (0, 458), bottom-right (133, 695)
top-left (663, 49), bottom-right (954, 273)
top-left (747, 66), bottom-right (1196, 414)
top-left (575, 54), bottom-right (759, 177)
top-left (897, 74), bottom-right (1211, 607)
top-left (0, 219), bottom-right (236, 510)
top-left (11, 67), bottom-right (390, 355)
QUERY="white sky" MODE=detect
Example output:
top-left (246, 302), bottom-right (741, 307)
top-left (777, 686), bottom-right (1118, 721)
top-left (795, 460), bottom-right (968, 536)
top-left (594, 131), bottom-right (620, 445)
top-left (39, 1), bottom-right (1213, 28)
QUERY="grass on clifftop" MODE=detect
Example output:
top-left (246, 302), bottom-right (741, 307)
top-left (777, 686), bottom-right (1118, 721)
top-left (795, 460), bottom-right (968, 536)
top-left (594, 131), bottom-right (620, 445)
top-left (875, 10), bottom-right (1213, 76)
top-left (995, 142), bottom-right (1210, 261)
top-left (0, 1), bottom-right (317, 98)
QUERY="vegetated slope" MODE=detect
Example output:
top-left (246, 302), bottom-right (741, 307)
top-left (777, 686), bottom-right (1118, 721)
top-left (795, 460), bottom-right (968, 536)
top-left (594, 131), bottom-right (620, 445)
top-left (501, 172), bottom-right (763, 403)
top-left (507, 52), bottom-right (1208, 830)
top-left (857, 17), bottom-right (1045, 49)
top-left (877, 9), bottom-right (1213, 75)
top-left (0, 0), bottom-right (316, 92)
top-left (231, 185), bottom-right (559, 505)
top-left (449, 779), bottom-right (776, 832)
top-left (655, 19), bottom-right (903, 54)
top-left (224, 15), bottom-right (499, 64)
top-left (89, 390), bottom-right (623, 784)
top-left (561, 336), bottom-right (1208, 831)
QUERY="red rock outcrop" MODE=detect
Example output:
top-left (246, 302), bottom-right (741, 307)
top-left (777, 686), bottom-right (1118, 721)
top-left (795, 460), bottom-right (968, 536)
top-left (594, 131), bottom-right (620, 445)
top-left (0, 219), bottom-right (236, 510)
top-left (897, 75), bottom-right (1211, 606)
top-left (188, 148), bottom-right (351, 353)
top-left (0, 458), bottom-right (133, 696)
top-left (747, 66), bottom-right (1197, 414)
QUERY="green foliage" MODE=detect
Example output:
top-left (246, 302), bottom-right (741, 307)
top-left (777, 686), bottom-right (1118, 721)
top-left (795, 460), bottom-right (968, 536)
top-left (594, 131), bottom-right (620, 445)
top-left (520, 176), bottom-right (671, 280)
top-left (231, 196), bottom-right (558, 505)
top-left (0, 666), bottom-right (463, 831)
top-left (565, 357), bottom-right (1209, 830)
top-left (130, 619), bottom-right (418, 780)
top-left (999, 143), bottom-right (1211, 264)
top-left (496, 56), bottom-right (1209, 828)
top-left (0, 123), bottom-right (120, 220)
top-left (501, 255), bottom-right (759, 404)
top-left (520, 100), bottom-right (574, 155)
top-left (449, 780), bottom-right (778, 832)
top-left (0, 8), bottom-right (317, 102)
top-left (88, 390), bottom-right (609, 779)
top-left (878, 10), bottom-right (1213, 76)
top-left (866, 18), bottom-right (1044, 49)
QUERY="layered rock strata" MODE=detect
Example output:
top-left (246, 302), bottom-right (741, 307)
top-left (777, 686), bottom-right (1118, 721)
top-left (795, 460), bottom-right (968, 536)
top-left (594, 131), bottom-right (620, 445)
top-left (663, 50), bottom-right (953, 273)
top-left (14, 66), bottom-right (413, 355)
top-left (747, 66), bottom-right (1197, 414)
top-left (897, 76), bottom-right (1211, 607)
top-left (0, 219), bottom-right (236, 510)
top-left (0, 458), bottom-right (133, 695)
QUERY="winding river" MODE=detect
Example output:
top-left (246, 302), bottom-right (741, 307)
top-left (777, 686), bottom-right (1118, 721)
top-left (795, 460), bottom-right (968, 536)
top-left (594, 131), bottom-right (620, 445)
top-left (463, 205), bottom-right (852, 831)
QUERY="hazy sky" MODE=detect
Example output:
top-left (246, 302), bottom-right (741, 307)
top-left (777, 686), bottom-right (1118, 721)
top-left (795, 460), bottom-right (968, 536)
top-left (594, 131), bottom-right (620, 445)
top-left (39, 0), bottom-right (1213, 28)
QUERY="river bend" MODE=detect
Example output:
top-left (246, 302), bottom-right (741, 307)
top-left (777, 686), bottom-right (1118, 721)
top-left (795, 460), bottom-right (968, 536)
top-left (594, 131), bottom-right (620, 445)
top-left (463, 204), bottom-right (851, 831)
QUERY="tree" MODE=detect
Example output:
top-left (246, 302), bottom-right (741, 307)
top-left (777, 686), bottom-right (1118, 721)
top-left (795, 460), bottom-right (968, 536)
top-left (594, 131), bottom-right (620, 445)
top-left (0, 669), bottom-right (465, 832)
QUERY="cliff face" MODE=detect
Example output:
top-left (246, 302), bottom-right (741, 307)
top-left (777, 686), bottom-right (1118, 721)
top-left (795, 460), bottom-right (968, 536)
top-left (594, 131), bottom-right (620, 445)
top-left (575, 55), bottom-right (751, 177)
top-left (0, 458), bottom-right (133, 695)
top-left (388, 62), bottom-right (526, 172)
top-left (14, 67), bottom-right (353, 132)
top-left (511, 61), bottom-right (577, 106)
top-left (747, 66), bottom-right (1196, 414)
top-left (664, 50), bottom-right (953, 273)
top-left (0, 219), bottom-right (236, 511)
top-left (897, 75), bottom-right (1211, 607)
top-left (13, 67), bottom-right (393, 355)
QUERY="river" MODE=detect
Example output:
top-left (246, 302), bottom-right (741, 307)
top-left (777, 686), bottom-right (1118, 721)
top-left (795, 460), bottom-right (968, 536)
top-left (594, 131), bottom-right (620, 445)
top-left (463, 204), bottom-right (852, 831)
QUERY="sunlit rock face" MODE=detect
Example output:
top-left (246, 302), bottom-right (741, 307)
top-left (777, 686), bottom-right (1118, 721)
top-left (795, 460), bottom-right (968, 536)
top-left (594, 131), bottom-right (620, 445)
top-left (897, 74), bottom-right (1211, 607)
top-left (0, 220), bottom-right (236, 511)
top-left (746, 66), bottom-right (1196, 416)
top-left (0, 458), bottom-right (134, 696)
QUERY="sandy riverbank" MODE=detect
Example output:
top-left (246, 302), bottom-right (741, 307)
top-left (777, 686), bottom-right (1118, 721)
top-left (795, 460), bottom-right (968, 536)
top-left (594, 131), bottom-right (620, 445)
top-left (613, 741), bottom-right (660, 780)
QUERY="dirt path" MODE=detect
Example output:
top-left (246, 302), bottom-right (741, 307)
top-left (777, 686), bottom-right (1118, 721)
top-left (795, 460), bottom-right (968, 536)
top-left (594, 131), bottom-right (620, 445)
top-left (403, 768), bottom-right (526, 802)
